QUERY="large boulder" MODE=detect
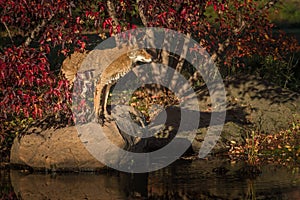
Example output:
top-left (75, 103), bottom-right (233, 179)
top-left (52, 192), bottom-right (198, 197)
top-left (10, 122), bottom-right (125, 171)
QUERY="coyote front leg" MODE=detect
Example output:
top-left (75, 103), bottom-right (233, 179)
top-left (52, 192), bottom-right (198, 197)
top-left (94, 80), bottom-right (113, 124)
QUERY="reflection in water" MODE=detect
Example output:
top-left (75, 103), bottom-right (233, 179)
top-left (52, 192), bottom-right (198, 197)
top-left (147, 160), bottom-right (300, 200)
top-left (1, 159), bottom-right (300, 200)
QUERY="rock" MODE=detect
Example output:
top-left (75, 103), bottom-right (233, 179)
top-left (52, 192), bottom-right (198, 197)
top-left (192, 122), bottom-right (246, 154)
top-left (192, 75), bottom-right (300, 154)
top-left (10, 122), bottom-right (125, 171)
top-left (224, 75), bottom-right (300, 133)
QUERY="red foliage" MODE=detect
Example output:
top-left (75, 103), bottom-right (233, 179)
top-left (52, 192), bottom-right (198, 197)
top-left (0, 46), bottom-right (72, 120)
top-left (0, 0), bottom-right (91, 126)
top-left (0, 0), bottom-right (296, 128)
top-left (83, 0), bottom-right (296, 68)
top-left (133, 0), bottom-right (296, 66)
top-left (0, 0), bottom-right (87, 53)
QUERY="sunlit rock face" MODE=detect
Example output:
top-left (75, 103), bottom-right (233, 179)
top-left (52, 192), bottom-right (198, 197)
top-left (10, 122), bottom-right (125, 171)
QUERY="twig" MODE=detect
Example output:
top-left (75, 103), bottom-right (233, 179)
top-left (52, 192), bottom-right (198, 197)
top-left (106, 0), bottom-right (121, 45)
top-left (136, 0), bottom-right (148, 26)
top-left (2, 21), bottom-right (14, 44)
top-left (24, 14), bottom-right (55, 47)
top-left (106, 0), bottom-right (120, 26)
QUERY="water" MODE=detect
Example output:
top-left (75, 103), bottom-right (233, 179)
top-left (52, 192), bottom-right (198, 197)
top-left (1, 159), bottom-right (300, 200)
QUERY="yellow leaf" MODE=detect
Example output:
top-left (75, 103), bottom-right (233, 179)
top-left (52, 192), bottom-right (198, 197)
top-left (264, 34), bottom-right (269, 39)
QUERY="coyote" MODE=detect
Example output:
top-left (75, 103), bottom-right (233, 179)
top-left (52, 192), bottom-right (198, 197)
top-left (94, 49), bottom-right (152, 124)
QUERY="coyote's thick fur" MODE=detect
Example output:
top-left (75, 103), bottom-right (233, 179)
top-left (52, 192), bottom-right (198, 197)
top-left (94, 49), bottom-right (152, 124)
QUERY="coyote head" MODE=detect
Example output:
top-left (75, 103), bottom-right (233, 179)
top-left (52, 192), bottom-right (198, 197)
top-left (128, 49), bottom-right (152, 63)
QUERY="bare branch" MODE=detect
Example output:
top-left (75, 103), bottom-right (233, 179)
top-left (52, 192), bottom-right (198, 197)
top-left (24, 14), bottom-right (55, 47)
top-left (2, 22), bottom-right (14, 44)
top-left (106, 0), bottom-right (120, 26)
top-left (106, 0), bottom-right (121, 45)
top-left (136, 0), bottom-right (148, 26)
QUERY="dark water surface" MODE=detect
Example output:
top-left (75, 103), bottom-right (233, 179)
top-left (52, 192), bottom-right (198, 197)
top-left (1, 159), bottom-right (299, 200)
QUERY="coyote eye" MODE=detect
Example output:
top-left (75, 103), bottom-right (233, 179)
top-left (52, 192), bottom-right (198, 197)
top-left (128, 50), bottom-right (137, 59)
